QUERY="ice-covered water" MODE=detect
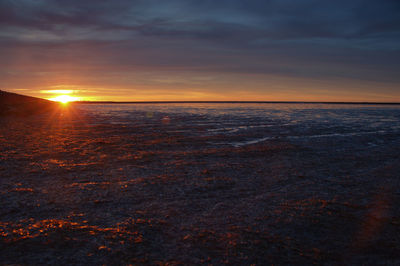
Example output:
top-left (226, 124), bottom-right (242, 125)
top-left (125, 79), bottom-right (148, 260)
top-left (2, 103), bottom-right (400, 264)
top-left (78, 103), bottom-right (400, 147)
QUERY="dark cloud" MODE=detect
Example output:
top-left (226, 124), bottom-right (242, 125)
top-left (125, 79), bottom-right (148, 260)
top-left (2, 0), bottom-right (399, 40)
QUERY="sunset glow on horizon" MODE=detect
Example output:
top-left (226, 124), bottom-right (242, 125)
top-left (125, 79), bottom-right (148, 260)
top-left (49, 95), bottom-right (80, 103)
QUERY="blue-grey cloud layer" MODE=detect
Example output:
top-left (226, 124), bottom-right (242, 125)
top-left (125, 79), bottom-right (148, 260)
top-left (1, 0), bottom-right (399, 99)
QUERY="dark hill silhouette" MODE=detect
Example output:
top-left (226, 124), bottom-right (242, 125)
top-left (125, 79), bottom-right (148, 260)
top-left (0, 90), bottom-right (58, 116)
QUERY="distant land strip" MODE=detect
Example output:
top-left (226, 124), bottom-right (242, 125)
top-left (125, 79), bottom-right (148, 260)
top-left (73, 101), bottom-right (400, 105)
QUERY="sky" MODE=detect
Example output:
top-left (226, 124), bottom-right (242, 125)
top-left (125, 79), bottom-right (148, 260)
top-left (1, 0), bottom-right (400, 102)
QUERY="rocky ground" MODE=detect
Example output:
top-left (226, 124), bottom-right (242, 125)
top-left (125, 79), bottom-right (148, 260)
top-left (0, 105), bottom-right (399, 265)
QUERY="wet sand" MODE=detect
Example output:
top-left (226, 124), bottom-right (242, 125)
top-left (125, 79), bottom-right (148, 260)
top-left (1, 105), bottom-right (400, 265)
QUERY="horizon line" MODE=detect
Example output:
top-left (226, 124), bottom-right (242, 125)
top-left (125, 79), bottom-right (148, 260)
top-left (2, 90), bottom-right (399, 105)
top-left (71, 100), bottom-right (400, 105)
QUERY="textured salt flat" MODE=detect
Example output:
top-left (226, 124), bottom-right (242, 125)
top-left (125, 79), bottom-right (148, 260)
top-left (1, 103), bottom-right (400, 265)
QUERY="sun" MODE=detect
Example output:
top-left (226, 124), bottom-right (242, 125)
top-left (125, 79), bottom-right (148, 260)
top-left (50, 95), bottom-right (79, 104)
